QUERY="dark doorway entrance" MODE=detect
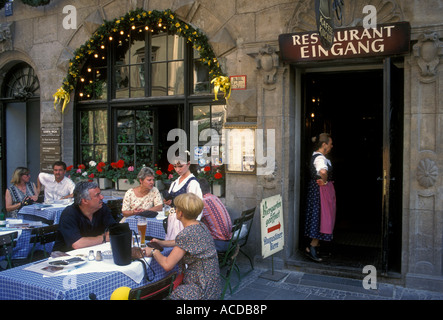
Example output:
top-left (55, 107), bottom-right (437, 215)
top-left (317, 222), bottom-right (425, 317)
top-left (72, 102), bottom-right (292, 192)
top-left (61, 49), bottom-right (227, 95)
top-left (300, 65), bottom-right (402, 274)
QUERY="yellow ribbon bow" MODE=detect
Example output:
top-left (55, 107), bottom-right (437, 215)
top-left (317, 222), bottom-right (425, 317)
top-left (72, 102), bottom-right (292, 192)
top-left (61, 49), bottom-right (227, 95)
top-left (211, 76), bottom-right (231, 101)
top-left (53, 87), bottom-right (71, 113)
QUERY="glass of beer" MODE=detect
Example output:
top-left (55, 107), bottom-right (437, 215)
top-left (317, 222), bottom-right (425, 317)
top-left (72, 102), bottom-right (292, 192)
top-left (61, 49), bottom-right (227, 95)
top-left (137, 217), bottom-right (147, 247)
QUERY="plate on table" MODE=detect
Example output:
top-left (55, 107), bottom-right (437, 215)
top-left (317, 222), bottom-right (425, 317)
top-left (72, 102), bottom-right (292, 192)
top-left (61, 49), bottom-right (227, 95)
top-left (47, 256), bottom-right (87, 268)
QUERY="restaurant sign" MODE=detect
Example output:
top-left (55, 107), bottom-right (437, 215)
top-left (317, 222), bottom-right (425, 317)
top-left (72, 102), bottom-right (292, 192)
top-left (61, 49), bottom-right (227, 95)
top-left (279, 22), bottom-right (410, 63)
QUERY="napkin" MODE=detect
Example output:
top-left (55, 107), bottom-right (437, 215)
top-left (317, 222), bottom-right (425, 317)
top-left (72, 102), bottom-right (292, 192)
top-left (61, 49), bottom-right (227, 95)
top-left (51, 243), bottom-right (151, 283)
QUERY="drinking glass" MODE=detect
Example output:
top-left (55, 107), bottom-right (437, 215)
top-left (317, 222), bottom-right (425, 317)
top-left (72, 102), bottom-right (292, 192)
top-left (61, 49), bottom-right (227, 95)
top-left (137, 217), bottom-right (147, 247)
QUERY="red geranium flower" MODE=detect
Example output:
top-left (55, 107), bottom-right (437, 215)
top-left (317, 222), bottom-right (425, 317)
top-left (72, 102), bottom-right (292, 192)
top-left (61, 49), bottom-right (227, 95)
top-left (156, 170), bottom-right (163, 176)
top-left (78, 164), bottom-right (86, 170)
top-left (98, 162), bottom-right (106, 168)
top-left (168, 164), bottom-right (174, 172)
top-left (88, 173), bottom-right (95, 179)
top-left (66, 165), bottom-right (74, 171)
top-left (214, 172), bottom-right (222, 180)
top-left (204, 166), bottom-right (211, 172)
top-left (116, 159), bottom-right (125, 168)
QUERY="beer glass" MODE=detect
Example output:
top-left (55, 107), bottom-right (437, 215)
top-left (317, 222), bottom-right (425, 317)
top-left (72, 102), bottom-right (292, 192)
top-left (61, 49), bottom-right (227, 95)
top-left (137, 217), bottom-right (147, 247)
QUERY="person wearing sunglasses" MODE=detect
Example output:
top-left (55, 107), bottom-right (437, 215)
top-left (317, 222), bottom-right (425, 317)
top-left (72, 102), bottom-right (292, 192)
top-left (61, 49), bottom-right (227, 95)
top-left (5, 167), bottom-right (39, 218)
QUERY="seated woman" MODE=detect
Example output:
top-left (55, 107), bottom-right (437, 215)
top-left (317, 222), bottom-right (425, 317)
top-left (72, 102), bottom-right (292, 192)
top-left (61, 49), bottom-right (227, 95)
top-left (5, 167), bottom-right (39, 218)
top-left (143, 193), bottom-right (222, 300)
top-left (121, 167), bottom-right (163, 222)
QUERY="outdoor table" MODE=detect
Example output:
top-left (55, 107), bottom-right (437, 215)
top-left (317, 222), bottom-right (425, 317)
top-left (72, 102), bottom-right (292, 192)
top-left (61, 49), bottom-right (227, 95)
top-left (17, 196), bottom-right (122, 225)
top-left (0, 219), bottom-right (52, 260)
top-left (124, 212), bottom-right (167, 240)
top-left (0, 242), bottom-right (176, 300)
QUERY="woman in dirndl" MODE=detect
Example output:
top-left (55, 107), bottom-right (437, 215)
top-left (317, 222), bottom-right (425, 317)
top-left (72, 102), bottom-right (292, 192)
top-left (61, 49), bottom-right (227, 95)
top-left (304, 133), bottom-right (336, 262)
top-left (162, 151), bottom-right (203, 242)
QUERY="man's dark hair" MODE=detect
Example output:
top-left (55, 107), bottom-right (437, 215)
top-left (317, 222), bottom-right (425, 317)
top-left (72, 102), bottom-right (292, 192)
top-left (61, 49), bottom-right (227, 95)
top-left (198, 178), bottom-right (211, 195)
top-left (53, 161), bottom-right (67, 170)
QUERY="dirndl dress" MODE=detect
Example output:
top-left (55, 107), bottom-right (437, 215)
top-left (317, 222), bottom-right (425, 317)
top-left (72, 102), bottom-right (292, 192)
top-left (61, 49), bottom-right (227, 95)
top-left (304, 153), bottom-right (334, 241)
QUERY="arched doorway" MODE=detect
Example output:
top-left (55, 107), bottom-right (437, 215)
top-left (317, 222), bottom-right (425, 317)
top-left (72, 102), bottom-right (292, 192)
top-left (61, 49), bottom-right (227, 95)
top-left (0, 62), bottom-right (40, 207)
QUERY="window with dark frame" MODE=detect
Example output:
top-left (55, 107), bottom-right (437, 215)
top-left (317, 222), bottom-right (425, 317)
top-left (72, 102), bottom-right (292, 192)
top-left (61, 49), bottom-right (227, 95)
top-left (75, 29), bottom-right (219, 169)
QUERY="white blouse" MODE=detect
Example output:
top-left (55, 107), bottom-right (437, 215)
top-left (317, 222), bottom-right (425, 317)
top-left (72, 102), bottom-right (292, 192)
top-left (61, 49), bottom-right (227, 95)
top-left (313, 152), bottom-right (331, 175)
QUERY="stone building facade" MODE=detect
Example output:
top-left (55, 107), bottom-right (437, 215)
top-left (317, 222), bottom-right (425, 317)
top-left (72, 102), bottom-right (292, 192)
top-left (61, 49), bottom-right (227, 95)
top-left (0, 0), bottom-right (442, 292)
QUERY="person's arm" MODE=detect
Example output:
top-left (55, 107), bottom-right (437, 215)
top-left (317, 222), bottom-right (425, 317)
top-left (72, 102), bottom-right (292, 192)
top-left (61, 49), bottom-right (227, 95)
top-left (71, 233), bottom-right (109, 250)
top-left (151, 238), bottom-right (176, 247)
top-left (144, 245), bottom-right (185, 272)
top-left (5, 189), bottom-right (21, 212)
top-left (317, 168), bottom-right (328, 185)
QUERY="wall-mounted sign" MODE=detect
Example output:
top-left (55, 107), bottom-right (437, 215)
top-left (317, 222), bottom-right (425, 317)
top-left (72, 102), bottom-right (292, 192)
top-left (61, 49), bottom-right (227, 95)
top-left (41, 127), bottom-right (61, 173)
top-left (229, 75), bottom-right (247, 90)
top-left (315, 0), bottom-right (335, 50)
top-left (224, 123), bottom-right (256, 174)
top-left (261, 194), bottom-right (284, 259)
top-left (279, 22), bottom-right (411, 63)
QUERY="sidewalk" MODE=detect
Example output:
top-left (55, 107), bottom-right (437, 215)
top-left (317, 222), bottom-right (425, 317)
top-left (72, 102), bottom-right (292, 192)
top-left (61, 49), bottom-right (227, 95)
top-left (222, 263), bottom-right (443, 300)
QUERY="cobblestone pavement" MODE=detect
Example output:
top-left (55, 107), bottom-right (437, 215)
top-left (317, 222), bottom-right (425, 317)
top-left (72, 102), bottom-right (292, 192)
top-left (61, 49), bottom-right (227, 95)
top-left (223, 266), bottom-right (443, 301)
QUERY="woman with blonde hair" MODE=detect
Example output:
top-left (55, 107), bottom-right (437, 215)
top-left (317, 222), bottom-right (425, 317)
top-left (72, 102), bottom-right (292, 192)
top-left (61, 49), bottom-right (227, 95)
top-left (5, 167), bottom-right (39, 217)
top-left (144, 193), bottom-right (222, 300)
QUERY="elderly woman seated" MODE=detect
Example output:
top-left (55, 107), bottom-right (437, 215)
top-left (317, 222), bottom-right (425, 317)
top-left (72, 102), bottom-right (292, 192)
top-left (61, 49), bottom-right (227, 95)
top-left (121, 167), bottom-right (163, 221)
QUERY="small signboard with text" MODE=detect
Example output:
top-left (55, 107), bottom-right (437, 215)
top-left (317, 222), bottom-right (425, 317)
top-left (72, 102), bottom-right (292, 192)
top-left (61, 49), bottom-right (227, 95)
top-left (260, 194), bottom-right (284, 259)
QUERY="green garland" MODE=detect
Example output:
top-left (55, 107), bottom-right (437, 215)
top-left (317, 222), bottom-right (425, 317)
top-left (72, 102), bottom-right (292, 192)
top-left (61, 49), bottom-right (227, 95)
top-left (54, 8), bottom-right (229, 111)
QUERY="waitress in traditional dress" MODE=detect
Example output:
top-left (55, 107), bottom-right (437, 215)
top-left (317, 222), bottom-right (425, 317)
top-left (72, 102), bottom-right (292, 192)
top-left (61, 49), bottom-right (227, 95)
top-left (162, 151), bottom-right (203, 241)
top-left (5, 167), bottom-right (39, 218)
top-left (304, 133), bottom-right (335, 262)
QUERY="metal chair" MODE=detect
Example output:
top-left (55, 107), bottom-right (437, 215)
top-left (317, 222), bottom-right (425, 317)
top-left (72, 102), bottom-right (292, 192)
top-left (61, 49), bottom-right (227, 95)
top-left (218, 215), bottom-right (245, 299)
top-left (0, 231), bottom-right (18, 269)
top-left (237, 207), bottom-right (256, 270)
top-left (28, 224), bottom-right (58, 262)
top-left (128, 272), bottom-right (177, 300)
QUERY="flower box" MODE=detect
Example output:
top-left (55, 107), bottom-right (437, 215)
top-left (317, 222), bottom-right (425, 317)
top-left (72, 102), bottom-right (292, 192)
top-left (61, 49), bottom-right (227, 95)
top-left (97, 178), bottom-right (113, 190)
top-left (117, 179), bottom-right (138, 191)
top-left (212, 182), bottom-right (224, 197)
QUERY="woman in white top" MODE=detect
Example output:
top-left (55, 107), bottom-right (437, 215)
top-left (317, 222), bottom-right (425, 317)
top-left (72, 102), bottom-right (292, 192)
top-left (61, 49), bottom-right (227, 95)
top-left (121, 167), bottom-right (163, 222)
top-left (163, 152), bottom-right (203, 241)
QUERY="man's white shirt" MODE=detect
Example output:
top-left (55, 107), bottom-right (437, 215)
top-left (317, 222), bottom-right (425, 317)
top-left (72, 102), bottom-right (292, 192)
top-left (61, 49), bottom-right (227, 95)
top-left (38, 172), bottom-right (75, 201)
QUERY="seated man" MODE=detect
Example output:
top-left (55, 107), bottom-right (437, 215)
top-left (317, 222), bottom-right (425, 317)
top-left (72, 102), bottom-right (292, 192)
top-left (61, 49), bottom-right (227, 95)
top-left (37, 161), bottom-right (75, 202)
top-left (55, 181), bottom-right (115, 251)
top-left (198, 178), bottom-right (233, 252)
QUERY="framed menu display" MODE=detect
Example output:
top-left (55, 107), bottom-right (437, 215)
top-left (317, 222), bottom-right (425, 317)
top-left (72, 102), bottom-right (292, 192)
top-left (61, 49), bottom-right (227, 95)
top-left (224, 122), bottom-right (256, 174)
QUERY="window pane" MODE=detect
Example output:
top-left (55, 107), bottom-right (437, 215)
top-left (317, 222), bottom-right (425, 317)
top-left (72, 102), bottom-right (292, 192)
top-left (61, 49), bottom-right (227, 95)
top-left (168, 61), bottom-right (184, 95)
top-left (151, 62), bottom-right (167, 96)
top-left (193, 49), bottom-right (210, 93)
top-left (136, 110), bottom-right (154, 144)
top-left (80, 111), bottom-right (92, 144)
top-left (130, 39), bottom-right (145, 65)
top-left (115, 65), bottom-right (129, 98)
top-left (118, 145), bottom-right (134, 165)
top-left (93, 110), bottom-right (108, 144)
top-left (168, 35), bottom-right (184, 60)
top-left (151, 34), bottom-right (166, 62)
top-left (117, 110), bottom-right (135, 143)
top-left (130, 65), bottom-right (145, 97)
top-left (136, 145), bottom-right (154, 167)
top-left (81, 145), bottom-right (94, 164)
top-left (193, 105), bottom-right (211, 137)
top-left (211, 104), bottom-right (226, 135)
top-left (95, 145), bottom-right (108, 162)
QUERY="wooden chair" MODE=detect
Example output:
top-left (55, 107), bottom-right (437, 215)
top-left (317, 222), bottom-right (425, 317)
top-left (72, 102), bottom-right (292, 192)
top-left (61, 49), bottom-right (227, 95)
top-left (28, 224), bottom-right (58, 262)
top-left (128, 272), bottom-right (177, 300)
top-left (0, 231), bottom-right (18, 269)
